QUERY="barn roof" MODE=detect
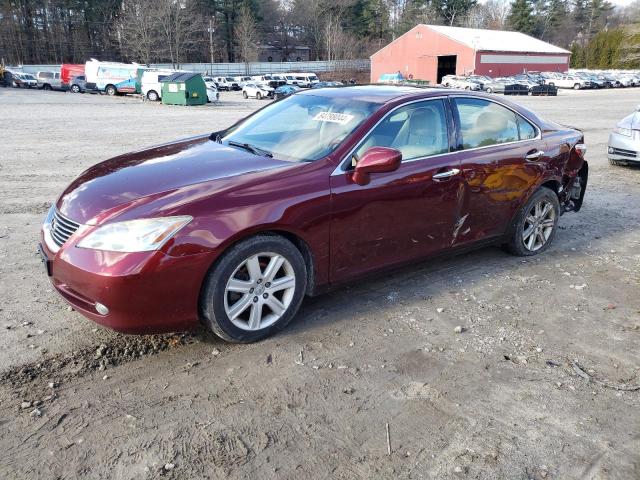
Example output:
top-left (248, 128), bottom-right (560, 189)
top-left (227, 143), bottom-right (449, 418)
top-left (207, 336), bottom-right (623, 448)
top-left (424, 25), bottom-right (570, 54)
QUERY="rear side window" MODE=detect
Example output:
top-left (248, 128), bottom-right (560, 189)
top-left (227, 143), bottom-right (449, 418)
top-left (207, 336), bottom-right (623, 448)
top-left (517, 116), bottom-right (537, 140)
top-left (453, 98), bottom-right (520, 149)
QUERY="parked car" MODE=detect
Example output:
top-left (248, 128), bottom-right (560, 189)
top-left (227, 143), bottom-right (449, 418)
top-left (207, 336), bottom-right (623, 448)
top-left (242, 82), bottom-right (273, 99)
top-left (483, 78), bottom-right (528, 95)
top-left (554, 75), bottom-right (592, 90)
top-left (40, 86), bottom-right (588, 342)
top-left (441, 75), bottom-right (481, 90)
top-left (233, 76), bottom-right (253, 88)
top-left (274, 84), bottom-right (300, 99)
top-left (284, 73), bottom-right (319, 88)
top-left (14, 72), bottom-right (38, 88)
top-left (608, 105), bottom-right (640, 166)
top-left (69, 75), bottom-right (87, 93)
top-left (311, 81), bottom-right (343, 89)
top-left (206, 85), bottom-right (220, 103)
top-left (252, 75), bottom-right (286, 89)
top-left (213, 77), bottom-right (240, 91)
top-left (141, 70), bottom-right (177, 101)
top-left (36, 71), bottom-right (62, 90)
top-left (202, 76), bottom-right (218, 89)
top-left (60, 64), bottom-right (84, 90)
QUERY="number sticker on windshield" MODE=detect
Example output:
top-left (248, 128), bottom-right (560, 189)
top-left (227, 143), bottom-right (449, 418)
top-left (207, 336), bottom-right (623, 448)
top-left (312, 112), bottom-right (354, 125)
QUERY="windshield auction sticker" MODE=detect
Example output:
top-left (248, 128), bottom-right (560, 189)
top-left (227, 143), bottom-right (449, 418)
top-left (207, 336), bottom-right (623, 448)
top-left (312, 112), bottom-right (354, 125)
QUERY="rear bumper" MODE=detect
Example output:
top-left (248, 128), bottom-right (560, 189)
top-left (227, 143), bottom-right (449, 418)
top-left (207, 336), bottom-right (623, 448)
top-left (40, 233), bottom-right (215, 334)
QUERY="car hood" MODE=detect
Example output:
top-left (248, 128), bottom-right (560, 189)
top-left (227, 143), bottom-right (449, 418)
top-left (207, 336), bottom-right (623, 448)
top-left (57, 136), bottom-right (292, 224)
top-left (618, 112), bottom-right (640, 130)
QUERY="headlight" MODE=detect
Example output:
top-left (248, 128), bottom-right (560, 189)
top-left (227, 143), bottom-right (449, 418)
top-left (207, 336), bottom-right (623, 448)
top-left (77, 216), bottom-right (192, 252)
top-left (614, 126), bottom-right (633, 137)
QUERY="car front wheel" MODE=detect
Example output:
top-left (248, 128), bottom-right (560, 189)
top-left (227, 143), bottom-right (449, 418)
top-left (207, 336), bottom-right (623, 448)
top-left (506, 187), bottom-right (560, 256)
top-left (243, 91), bottom-right (248, 99)
top-left (200, 235), bottom-right (307, 342)
top-left (70, 84), bottom-right (80, 93)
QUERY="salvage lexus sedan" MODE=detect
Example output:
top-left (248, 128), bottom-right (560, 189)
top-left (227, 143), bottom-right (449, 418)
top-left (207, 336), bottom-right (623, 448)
top-left (40, 86), bottom-right (588, 342)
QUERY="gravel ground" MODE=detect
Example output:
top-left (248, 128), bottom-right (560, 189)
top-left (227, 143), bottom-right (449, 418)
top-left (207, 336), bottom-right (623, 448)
top-left (0, 87), bottom-right (639, 479)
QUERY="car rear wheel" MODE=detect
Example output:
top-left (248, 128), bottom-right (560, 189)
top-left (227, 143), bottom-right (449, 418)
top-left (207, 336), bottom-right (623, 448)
top-left (486, 87), bottom-right (493, 93)
top-left (256, 92), bottom-right (262, 99)
top-left (42, 84), bottom-right (51, 91)
top-left (105, 85), bottom-right (116, 96)
top-left (505, 187), bottom-right (560, 257)
top-left (200, 235), bottom-right (307, 343)
top-left (70, 84), bottom-right (80, 93)
top-left (573, 84), bottom-right (581, 90)
top-left (146, 90), bottom-right (159, 101)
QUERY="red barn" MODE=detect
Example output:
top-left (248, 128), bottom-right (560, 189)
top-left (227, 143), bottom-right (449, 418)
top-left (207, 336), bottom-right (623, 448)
top-left (371, 25), bottom-right (571, 84)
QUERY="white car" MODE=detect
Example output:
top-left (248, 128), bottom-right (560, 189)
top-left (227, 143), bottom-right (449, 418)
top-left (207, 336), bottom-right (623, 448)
top-left (233, 76), bottom-right (253, 88)
top-left (213, 76), bottom-right (240, 91)
top-left (441, 75), bottom-right (481, 91)
top-left (141, 70), bottom-right (179, 101)
top-left (608, 105), bottom-right (640, 166)
top-left (15, 72), bottom-right (38, 88)
top-left (242, 82), bottom-right (273, 99)
top-left (554, 75), bottom-right (592, 90)
top-left (284, 73), bottom-right (319, 88)
top-left (206, 85), bottom-right (220, 103)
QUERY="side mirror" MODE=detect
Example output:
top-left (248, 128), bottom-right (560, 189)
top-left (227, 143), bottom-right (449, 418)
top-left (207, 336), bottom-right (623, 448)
top-left (352, 147), bottom-right (402, 186)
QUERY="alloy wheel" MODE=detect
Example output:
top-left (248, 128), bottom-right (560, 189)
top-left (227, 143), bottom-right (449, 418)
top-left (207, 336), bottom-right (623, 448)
top-left (522, 200), bottom-right (556, 252)
top-left (224, 252), bottom-right (296, 331)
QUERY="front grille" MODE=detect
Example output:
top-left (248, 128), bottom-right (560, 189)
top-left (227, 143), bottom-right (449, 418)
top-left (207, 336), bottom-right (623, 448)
top-left (50, 209), bottom-right (81, 247)
top-left (610, 147), bottom-right (637, 158)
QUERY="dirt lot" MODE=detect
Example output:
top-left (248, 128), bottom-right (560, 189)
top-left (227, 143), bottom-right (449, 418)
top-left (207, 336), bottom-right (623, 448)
top-left (0, 87), bottom-right (639, 479)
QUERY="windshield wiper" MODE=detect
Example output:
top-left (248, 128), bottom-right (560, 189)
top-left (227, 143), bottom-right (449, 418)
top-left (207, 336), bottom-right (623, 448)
top-left (227, 140), bottom-right (273, 158)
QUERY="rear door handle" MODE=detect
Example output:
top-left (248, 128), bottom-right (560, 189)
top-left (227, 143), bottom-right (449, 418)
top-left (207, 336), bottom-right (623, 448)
top-left (525, 150), bottom-right (545, 161)
top-left (432, 168), bottom-right (460, 181)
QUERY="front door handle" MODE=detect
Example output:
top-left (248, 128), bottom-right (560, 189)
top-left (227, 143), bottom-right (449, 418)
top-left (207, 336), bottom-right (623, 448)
top-left (525, 150), bottom-right (545, 161)
top-left (433, 168), bottom-right (460, 181)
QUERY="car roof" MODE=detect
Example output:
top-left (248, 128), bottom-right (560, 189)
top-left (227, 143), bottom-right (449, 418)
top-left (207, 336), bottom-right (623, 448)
top-left (296, 84), bottom-right (451, 104)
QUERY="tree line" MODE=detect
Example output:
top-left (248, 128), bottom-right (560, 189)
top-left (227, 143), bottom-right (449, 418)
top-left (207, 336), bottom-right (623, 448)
top-left (1, 0), bottom-right (639, 69)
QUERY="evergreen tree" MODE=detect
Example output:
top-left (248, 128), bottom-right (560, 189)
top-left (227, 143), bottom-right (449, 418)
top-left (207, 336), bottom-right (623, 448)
top-left (507, 0), bottom-right (536, 34)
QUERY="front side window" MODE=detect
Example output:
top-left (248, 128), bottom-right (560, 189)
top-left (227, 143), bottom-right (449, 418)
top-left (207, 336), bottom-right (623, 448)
top-left (222, 93), bottom-right (379, 162)
top-left (453, 98), bottom-right (521, 149)
top-left (353, 99), bottom-right (449, 164)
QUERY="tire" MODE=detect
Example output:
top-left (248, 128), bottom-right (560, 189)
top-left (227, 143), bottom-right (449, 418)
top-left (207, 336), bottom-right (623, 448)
top-left (42, 84), bottom-right (51, 91)
top-left (486, 87), bottom-right (493, 94)
top-left (105, 85), bottom-right (116, 96)
top-left (256, 92), bottom-right (262, 99)
top-left (505, 187), bottom-right (560, 257)
top-left (609, 158), bottom-right (624, 166)
top-left (574, 84), bottom-right (581, 90)
top-left (70, 84), bottom-right (80, 93)
top-left (200, 235), bottom-right (307, 343)
top-left (243, 91), bottom-right (248, 99)
top-left (146, 90), bottom-right (159, 101)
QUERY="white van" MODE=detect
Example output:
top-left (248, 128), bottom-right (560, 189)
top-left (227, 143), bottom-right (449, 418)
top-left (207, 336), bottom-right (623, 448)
top-left (213, 77), bottom-right (240, 91)
top-left (233, 76), bottom-right (253, 87)
top-left (284, 72), bottom-right (319, 88)
top-left (141, 70), bottom-right (179, 101)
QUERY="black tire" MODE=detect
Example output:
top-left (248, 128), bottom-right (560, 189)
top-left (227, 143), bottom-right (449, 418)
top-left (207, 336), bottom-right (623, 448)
top-left (256, 92), bottom-right (262, 99)
top-left (70, 84), bottom-right (80, 93)
top-left (42, 84), bottom-right (51, 91)
top-left (146, 90), bottom-right (159, 101)
top-left (505, 187), bottom-right (560, 257)
top-left (200, 235), bottom-right (307, 343)
top-left (573, 84), bottom-right (581, 90)
top-left (609, 158), bottom-right (623, 166)
top-left (105, 85), bottom-right (116, 96)
top-left (242, 91), bottom-right (248, 99)
top-left (486, 87), bottom-right (493, 94)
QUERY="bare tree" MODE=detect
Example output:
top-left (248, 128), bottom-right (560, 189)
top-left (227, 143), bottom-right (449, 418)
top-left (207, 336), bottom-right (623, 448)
top-left (119, 0), bottom-right (160, 64)
top-left (235, 6), bottom-right (259, 72)
top-left (156, 0), bottom-right (204, 68)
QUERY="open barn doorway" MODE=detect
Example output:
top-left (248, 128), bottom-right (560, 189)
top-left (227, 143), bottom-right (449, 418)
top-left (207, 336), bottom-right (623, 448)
top-left (437, 55), bottom-right (457, 83)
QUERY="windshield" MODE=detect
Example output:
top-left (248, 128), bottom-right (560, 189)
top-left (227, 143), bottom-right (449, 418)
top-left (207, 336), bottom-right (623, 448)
top-left (221, 93), bottom-right (379, 162)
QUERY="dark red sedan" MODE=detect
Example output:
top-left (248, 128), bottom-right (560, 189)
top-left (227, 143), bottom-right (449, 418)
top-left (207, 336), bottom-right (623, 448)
top-left (40, 86), bottom-right (588, 342)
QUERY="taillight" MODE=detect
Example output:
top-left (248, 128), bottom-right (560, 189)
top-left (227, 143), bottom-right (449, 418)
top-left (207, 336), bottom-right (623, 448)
top-left (574, 143), bottom-right (587, 159)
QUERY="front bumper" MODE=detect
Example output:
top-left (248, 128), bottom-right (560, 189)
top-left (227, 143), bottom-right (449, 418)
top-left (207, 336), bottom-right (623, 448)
top-left (608, 131), bottom-right (640, 163)
top-left (40, 231), bottom-right (215, 334)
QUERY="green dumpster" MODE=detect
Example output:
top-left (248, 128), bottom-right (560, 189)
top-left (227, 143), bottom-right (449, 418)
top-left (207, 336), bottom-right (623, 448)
top-left (160, 72), bottom-right (207, 106)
